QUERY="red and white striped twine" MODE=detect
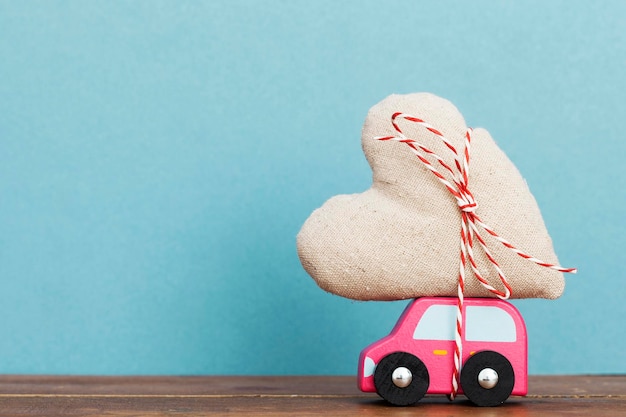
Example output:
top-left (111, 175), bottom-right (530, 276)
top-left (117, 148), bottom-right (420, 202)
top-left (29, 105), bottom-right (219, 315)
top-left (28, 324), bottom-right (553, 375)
top-left (376, 112), bottom-right (577, 400)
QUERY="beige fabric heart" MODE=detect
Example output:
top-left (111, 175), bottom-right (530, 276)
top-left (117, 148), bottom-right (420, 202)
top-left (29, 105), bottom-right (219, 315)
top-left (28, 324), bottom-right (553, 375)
top-left (297, 93), bottom-right (565, 300)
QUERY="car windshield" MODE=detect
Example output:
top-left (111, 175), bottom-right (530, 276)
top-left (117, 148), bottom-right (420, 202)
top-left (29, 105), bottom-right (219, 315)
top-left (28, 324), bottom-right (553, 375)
top-left (413, 305), bottom-right (455, 340)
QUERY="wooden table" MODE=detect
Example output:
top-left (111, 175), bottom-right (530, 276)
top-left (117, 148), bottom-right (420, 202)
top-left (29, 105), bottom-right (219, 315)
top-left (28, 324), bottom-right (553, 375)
top-left (0, 375), bottom-right (623, 416)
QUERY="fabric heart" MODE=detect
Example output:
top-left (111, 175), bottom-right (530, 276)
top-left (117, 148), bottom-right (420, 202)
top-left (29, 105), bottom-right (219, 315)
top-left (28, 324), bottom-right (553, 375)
top-left (297, 93), bottom-right (567, 300)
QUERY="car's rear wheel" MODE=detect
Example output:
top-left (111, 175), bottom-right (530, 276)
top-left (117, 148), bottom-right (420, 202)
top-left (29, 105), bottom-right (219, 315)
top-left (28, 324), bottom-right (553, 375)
top-left (374, 352), bottom-right (429, 406)
top-left (460, 350), bottom-right (515, 406)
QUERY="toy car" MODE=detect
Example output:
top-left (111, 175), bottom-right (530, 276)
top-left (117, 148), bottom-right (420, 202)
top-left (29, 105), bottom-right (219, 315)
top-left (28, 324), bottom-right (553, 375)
top-left (358, 297), bottom-right (527, 406)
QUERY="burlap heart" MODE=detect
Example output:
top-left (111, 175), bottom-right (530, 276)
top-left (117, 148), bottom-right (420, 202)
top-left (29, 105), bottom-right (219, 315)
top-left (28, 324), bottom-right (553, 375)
top-left (297, 93), bottom-right (566, 300)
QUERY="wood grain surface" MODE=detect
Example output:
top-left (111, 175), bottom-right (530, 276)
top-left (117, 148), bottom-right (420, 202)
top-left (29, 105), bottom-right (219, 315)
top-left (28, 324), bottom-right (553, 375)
top-left (0, 375), bottom-right (623, 416)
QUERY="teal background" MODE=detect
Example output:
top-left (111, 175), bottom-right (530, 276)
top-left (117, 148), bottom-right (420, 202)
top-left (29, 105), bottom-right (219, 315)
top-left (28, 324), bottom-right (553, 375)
top-left (0, 1), bottom-right (624, 375)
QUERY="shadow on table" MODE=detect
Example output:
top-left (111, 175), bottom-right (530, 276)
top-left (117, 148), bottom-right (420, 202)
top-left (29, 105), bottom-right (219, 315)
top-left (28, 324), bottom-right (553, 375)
top-left (355, 397), bottom-right (530, 417)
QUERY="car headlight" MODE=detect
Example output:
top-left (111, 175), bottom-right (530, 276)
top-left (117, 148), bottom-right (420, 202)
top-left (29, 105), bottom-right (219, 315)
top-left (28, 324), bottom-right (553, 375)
top-left (363, 356), bottom-right (376, 377)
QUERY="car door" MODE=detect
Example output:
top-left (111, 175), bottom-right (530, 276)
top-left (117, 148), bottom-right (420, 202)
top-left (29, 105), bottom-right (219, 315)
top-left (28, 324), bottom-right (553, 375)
top-left (411, 303), bottom-right (456, 394)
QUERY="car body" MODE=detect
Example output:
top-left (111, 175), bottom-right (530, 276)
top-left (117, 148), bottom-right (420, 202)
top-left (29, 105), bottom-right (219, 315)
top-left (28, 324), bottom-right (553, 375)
top-left (358, 297), bottom-right (527, 405)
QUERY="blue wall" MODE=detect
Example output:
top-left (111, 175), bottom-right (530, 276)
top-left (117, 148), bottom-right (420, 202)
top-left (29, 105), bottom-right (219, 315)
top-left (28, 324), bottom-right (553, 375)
top-left (0, 1), bottom-right (623, 375)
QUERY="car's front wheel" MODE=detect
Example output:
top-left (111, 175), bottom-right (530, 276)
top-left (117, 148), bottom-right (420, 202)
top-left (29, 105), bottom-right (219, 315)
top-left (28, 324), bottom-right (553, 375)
top-left (460, 350), bottom-right (515, 406)
top-left (374, 352), bottom-right (429, 406)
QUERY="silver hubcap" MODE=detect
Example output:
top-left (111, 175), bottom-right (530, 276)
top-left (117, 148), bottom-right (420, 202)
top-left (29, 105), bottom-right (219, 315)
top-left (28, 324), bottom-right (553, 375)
top-left (477, 368), bottom-right (499, 389)
top-left (391, 366), bottom-right (413, 388)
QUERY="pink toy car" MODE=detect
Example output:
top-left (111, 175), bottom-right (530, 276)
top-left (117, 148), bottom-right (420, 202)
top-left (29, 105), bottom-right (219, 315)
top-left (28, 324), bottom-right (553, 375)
top-left (358, 297), bottom-right (527, 407)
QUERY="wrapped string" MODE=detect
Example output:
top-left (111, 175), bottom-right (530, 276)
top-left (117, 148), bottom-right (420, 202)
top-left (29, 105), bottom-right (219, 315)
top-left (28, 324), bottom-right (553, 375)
top-left (376, 112), bottom-right (577, 399)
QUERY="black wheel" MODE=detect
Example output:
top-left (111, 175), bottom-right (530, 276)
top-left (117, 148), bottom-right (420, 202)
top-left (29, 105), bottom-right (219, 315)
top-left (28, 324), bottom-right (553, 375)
top-left (373, 352), bottom-right (429, 406)
top-left (460, 350), bottom-right (515, 406)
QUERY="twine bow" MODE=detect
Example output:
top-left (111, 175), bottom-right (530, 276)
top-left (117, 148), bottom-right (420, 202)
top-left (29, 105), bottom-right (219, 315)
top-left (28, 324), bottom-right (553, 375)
top-left (376, 112), bottom-right (577, 399)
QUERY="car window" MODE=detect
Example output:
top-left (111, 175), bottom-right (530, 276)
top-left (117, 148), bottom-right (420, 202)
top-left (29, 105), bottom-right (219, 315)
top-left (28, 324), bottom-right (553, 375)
top-left (465, 306), bottom-right (516, 342)
top-left (413, 305), bottom-right (456, 341)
